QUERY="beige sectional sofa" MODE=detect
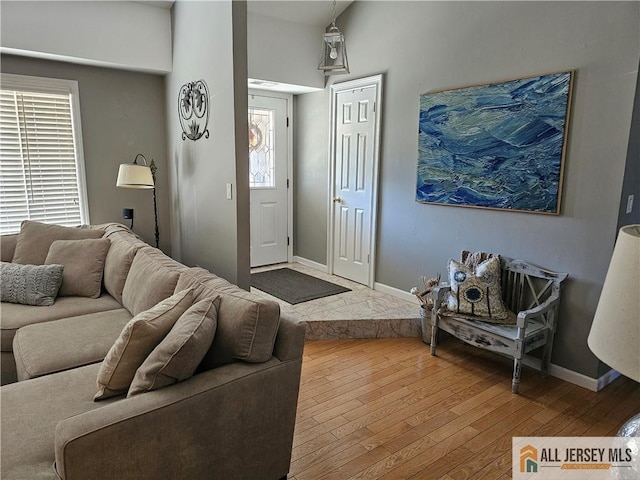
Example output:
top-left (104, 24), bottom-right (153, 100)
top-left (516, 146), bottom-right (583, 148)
top-left (0, 222), bottom-right (306, 480)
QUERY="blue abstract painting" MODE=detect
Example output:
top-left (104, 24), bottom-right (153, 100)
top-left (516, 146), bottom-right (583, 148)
top-left (416, 71), bottom-right (573, 214)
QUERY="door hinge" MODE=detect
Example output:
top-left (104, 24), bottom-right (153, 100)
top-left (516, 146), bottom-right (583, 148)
top-left (286, 117), bottom-right (290, 127)
top-left (287, 178), bottom-right (290, 188)
top-left (367, 254), bottom-right (370, 264)
top-left (373, 102), bottom-right (376, 113)
top-left (287, 237), bottom-right (290, 246)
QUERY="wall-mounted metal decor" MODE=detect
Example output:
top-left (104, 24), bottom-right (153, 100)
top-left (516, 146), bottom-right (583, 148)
top-left (416, 71), bottom-right (574, 214)
top-left (178, 80), bottom-right (210, 141)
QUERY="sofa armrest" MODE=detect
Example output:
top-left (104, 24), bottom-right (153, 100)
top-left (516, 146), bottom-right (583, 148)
top-left (273, 313), bottom-right (306, 362)
top-left (55, 356), bottom-right (302, 480)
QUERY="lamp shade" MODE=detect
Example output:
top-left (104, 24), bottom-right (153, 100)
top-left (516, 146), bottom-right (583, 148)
top-left (587, 224), bottom-right (640, 382)
top-left (116, 164), bottom-right (154, 189)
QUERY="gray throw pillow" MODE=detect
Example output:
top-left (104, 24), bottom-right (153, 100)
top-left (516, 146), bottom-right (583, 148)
top-left (0, 262), bottom-right (64, 306)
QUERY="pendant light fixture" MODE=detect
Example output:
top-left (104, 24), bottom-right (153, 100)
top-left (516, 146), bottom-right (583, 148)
top-left (318, 0), bottom-right (349, 75)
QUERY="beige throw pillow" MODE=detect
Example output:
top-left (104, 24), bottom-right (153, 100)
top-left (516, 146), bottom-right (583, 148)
top-left (128, 296), bottom-right (219, 397)
top-left (45, 239), bottom-right (111, 298)
top-left (94, 288), bottom-right (194, 400)
top-left (12, 220), bottom-right (103, 265)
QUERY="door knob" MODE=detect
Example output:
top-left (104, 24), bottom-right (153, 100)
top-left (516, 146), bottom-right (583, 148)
top-left (333, 196), bottom-right (342, 203)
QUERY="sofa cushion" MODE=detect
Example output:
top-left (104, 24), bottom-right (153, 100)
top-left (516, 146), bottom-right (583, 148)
top-left (13, 309), bottom-right (133, 381)
top-left (44, 238), bottom-right (111, 298)
top-left (128, 296), bottom-right (219, 397)
top-left (0, 233), bottom-right (18, 262)
top-left (102, 231), bottom-right (146, 304)
top-left (95, 288), bottom-right (194, 400)
top-left (175, 267), bottom-right (280, 368)
top-left (122, 247), bottom-right (186, 316)
top-left (1, 294), bottom-right (122, 352)
top-left (0, 262), bottom-right (64, 306)
top-left (0, 363), bottom-right (118, 480)
top-left (12, 220), bottom-right (104, 265)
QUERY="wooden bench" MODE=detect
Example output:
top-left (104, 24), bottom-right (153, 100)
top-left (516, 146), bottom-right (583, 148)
top-left (430, 252), bottom-right (568, 393)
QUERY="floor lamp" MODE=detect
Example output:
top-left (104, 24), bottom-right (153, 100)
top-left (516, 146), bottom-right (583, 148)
top-left (116, 153), bottom-right (159, 248)
top-left (587, 225), bottom-right (639, 463)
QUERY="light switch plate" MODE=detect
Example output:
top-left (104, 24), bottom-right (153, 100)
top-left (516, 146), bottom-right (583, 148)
top-left (626, 194), bottom-right (634, 214)
top-left (226, 183), bottom-right (233, 200)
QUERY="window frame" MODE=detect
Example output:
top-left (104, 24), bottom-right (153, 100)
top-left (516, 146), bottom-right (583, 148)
top-left (0, 73), bottom-right (89, 233)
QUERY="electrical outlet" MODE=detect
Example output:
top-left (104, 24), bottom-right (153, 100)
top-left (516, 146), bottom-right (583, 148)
top-left (122, 208), bottom-right (134, 220)
top-left (626, 195), bottom-right (634, 214)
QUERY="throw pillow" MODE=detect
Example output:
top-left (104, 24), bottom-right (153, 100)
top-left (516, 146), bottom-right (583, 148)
top-left (12, 220), bottom-right (104, 265)
top-left (44, 239), bottom-right (111, 298)
top-left (0, 262), bottom-right (64, 306)
top-left (446, 257), bottom-right (508, 320)
top-left (94, 288), bottom-right (194, 401)
top-left (128, 296), bottom-right (219, 397)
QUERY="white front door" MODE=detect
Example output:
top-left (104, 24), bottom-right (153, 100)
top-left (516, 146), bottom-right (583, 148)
top-left (330, 77), bottom-right (382, 286)
top-left (249, 94), bottom-right (289, 267)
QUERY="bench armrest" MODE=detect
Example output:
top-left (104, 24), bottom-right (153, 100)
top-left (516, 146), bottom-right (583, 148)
top-left (431, 284), bottom-right (451, 311)
top-left (516, 294), bottom-right (561, 328)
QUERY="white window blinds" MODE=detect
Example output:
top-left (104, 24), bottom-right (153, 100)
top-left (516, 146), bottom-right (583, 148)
top-left (0, 74), bottom-right (88, 234)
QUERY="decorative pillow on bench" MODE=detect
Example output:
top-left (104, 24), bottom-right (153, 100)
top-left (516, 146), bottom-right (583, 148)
top-left (0, 262), bottom-right (64, 306)
top-left (445, 256), bottom-right (509, 322)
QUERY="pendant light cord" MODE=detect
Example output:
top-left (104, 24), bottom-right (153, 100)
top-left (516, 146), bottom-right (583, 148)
top-left (331, 0), bottom-right (337, 28)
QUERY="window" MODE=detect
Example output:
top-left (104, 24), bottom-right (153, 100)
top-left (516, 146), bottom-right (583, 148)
top-left (0, 73), bottom-right (88, 234)
top-left (248, 107), bottom-right (275, 188)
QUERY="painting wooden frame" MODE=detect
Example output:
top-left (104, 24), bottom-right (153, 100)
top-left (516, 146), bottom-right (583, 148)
top-left (416, 71), bottom-right (574, 214)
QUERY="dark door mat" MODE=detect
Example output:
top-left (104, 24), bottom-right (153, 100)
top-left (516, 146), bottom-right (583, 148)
top-left (250, 268), bottom-right (351, 305)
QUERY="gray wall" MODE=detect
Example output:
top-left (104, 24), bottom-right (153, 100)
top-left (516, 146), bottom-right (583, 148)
top-left (248, 11), bottom-right (323, 89)
top-left (166, 0), bottom-right (250, 289)
top-left (293, 94), bottom-right (330, 261)
top-left (294, 1), bottom-right (639, 379)
top-left (617, 58), bottom-right (640, 229)
top-left (0, 54), bottom-right (171, 252)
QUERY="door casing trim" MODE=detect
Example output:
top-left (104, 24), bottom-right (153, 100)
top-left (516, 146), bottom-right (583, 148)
top-left (326, 74), bottom-right (383, 288)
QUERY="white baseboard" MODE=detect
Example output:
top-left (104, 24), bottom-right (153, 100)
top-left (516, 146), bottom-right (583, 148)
top-left (595, 368), bottom-right (621, 391)
top-left (522, 356), bottom-right (619, 392)
top-left (373, 282), bottom-right (416, 303)
top-left (292, 256), bottom-right (328, 273)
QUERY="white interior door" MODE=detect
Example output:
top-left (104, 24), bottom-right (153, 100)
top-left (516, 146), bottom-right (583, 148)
top-left (249, 94), bottom-right (289, 267)
top-left (330, 78), bottom-right (381, 286)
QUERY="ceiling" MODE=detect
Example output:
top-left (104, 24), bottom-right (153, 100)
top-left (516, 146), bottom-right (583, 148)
top-left (140, 1), bottom-right (354, 27)
top-left (247, 1), bottom-right (354, 27)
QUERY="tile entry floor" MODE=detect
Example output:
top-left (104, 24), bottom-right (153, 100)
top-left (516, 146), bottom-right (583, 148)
top-left (250, 263), bottom-right (425, 341)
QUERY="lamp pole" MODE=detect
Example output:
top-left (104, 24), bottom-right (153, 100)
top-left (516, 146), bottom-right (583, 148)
top-left (150, 159), bottom-right (159, 249)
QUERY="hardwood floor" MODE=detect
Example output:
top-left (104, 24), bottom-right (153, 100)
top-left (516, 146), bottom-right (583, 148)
top-left (290, 337), bottom-right (640, 480)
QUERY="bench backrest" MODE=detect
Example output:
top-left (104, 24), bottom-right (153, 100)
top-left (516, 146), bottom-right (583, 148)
top-left (500, 256), bottom-right (568, 313)
top-left (460, 250), bottom-right (568, 314)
